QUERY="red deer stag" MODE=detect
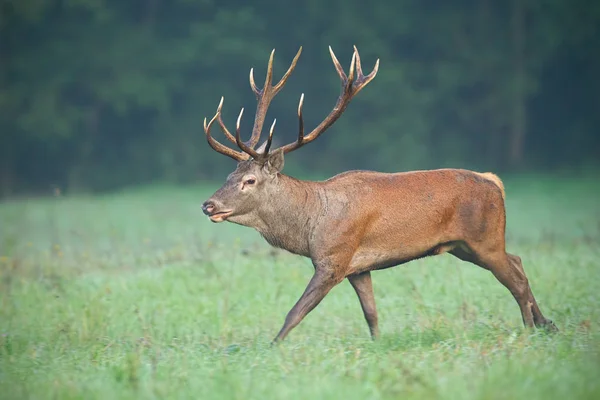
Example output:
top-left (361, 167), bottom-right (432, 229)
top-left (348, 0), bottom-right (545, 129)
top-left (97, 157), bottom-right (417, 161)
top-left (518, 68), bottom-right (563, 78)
top-left (201, 46), bottom-right (556, 342)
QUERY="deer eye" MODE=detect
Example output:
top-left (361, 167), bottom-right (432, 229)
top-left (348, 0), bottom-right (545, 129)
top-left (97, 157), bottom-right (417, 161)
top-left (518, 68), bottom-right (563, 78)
top-left (243, 177), bottom-right (256, 186)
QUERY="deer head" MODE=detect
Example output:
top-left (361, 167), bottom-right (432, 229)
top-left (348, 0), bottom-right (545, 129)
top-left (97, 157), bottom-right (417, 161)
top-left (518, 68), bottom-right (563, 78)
top-left (201, 46), bottom-right (379, 225)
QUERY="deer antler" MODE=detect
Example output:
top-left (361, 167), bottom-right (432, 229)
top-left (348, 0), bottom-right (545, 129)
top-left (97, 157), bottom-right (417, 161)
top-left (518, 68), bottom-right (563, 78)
top-left (204, 46), bottom-right (377, 161)
top-left (276, 46), bottom-right (379, 154)
top-left (203, 48), bottom-right (302, 161)
top-left (248, 47), bottom-right (302, 148)
top-left (204, 97), bottom-right (246, 161)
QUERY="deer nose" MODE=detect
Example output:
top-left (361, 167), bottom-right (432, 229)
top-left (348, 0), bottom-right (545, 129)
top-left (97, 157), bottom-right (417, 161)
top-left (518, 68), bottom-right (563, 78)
top-left (202, 201), bottom-right (215, 215)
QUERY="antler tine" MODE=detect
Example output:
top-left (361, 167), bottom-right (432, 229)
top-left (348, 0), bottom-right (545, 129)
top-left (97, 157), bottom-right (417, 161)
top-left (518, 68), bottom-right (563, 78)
top-left (210, 96), bottom-right (239, 145)
top-left (264, 118), bottom-right (276, 155)
top-left (246, 47), bottom-right (303, 149)
top-left (216, 113), bottom-right (237, 145)
top-left (273, 47), bottom-right (303, 93)
top-left (328, 46), bottom-right (347, 81)
top-left (264, 49), bottom-right (275, 89)
top-left (297, 93), bottom-right (305, 144)
top-left (204, 97), bottom-right (247, 161)
top-left (249, 49), bottom-right (275, 98)
top-left (354, 45), bottom-right (363, 76)
top-left (249, 68), bottom-right (260, 97)
top-left (347, 51), bottom-right (357, 87)
top-left (277, 46), bottom-right (379, 155)
top-left (352, 45), bottom-right (380, 94)
top-left (209, 96), bottom-right (235, 144)
top-left (235, 107), bottom-right (261, 160)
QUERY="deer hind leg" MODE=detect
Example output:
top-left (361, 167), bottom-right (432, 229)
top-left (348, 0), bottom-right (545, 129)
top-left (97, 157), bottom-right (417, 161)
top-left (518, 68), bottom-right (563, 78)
top-left (348, 272), bottom-right (379, 339)
top-left (507, 253), bottom-right (557, 331)
top-left (450, 243), bottom-right (553, 330)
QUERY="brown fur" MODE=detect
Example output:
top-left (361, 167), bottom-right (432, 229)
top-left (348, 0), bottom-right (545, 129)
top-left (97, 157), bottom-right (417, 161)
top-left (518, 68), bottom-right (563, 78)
top-left (476, 172), bottom-right (506, 200)
top-left (203, 164), bottom-right (557, 342)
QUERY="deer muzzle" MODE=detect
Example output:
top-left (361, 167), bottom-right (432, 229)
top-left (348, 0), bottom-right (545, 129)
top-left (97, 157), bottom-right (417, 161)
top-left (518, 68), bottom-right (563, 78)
top-left (202, 200), bottom-right (232, 223)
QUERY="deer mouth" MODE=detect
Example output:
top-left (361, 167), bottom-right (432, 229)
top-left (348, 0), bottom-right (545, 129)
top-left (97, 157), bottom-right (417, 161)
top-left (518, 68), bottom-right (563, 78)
top-left (208, 210), bottom-right (233, 223)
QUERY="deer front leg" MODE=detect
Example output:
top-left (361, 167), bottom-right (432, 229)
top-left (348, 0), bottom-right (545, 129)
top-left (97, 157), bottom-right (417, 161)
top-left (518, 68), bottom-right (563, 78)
top-left (348, 272), bottom-right (379, 339)
top-left (272, 269), bottom-right (344, 343)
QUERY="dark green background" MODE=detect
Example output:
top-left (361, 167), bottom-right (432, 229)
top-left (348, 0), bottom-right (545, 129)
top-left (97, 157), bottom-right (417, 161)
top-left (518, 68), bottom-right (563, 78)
top-left (2, 0), bottom-right (599, 197)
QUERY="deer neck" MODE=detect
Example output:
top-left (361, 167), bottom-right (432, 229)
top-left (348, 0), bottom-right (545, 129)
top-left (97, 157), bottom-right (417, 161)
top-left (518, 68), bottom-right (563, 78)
top-left (254, 174), bottom-right (321, 257)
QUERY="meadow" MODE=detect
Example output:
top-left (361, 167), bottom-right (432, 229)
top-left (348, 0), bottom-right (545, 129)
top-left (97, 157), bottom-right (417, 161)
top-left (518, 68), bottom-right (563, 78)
top-left (1, 174), bottom-right (599, 399)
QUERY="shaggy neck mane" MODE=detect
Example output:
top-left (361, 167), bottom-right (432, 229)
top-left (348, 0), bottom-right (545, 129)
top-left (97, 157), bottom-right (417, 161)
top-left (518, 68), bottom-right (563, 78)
top-left (254, 174), bottom-right (322, 256)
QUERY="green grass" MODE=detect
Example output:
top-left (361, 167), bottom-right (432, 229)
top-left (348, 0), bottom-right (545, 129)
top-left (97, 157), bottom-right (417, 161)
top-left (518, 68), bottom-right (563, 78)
top-left (1, 175), bottom-right (599, 399)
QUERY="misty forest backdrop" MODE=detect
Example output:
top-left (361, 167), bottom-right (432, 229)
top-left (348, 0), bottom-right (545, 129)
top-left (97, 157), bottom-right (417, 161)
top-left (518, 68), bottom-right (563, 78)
top-left (1, 0), bottom-right (599, 197)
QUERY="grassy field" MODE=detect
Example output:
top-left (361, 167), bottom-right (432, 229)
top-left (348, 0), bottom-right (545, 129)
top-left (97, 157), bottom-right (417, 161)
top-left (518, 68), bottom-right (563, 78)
top-left (1, 175), bottom-right (599, 399)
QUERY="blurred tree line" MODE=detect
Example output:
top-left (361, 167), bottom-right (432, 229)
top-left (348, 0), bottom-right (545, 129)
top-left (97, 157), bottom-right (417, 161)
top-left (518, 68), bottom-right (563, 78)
top-left (1, 0), bottom-right (599, 197)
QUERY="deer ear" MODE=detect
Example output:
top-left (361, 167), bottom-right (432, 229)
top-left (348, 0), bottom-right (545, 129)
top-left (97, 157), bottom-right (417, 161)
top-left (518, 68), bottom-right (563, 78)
top-left (265, 148), bottom-right (284, 173)
top-left (255, 140), bottom-right (269, 155)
